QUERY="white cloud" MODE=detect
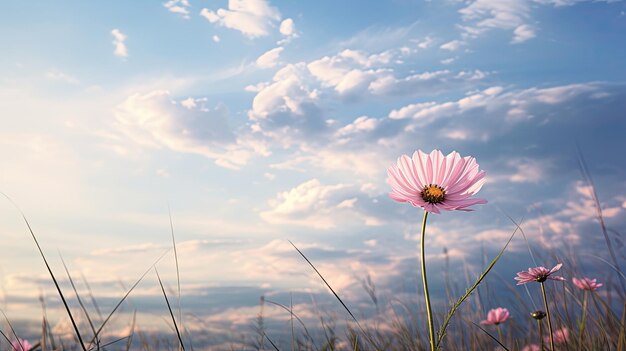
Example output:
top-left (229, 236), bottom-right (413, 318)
top-left (512, 24), bottom-right (536, 43)
top-left (459, 0), bottom-right (530, 34)
top-left (368, 69), bottom-right (488, 96)
top-left (335, 22), bottom-right (417, 52)
top-left (259, 179), bottom-right (381, 228)
top-left (385, 83), bottom-right (601, 140)
top-left (270, 147), bottom-right (390, 180)
top-left (440, 39), bottom-right (464, 51)
top-left (534, 0), bottom-right (621, 6)
top-left (200, 0), bottom-right (281, 38)
top-left (260, 179), bottom-right (351, 228)
top-left (440, 57), bottom-right (456, 65)
top-left (506, 157), bottom-right (550, 183)
top-left (212, 35), bottom-right (221, 43)
top-left (307, 48), bottom-right (481, 98)
top-left (180, 97), bottom-right (197, 109)
top-left (113, 90), bottom-right (261, 169)
top-left (279, 18), bottom-right (295, 36)
top-left (256, 47), bottom-right (284, 68)
top-left (414, 35), bottom-right (435, 49)
top-left (309, 49), bottom-right (392, 79)
top-left (111, 29), bottom-right (128, 58)
top-left (277, 18), bottom-right (298, 44)
top-left (248, 63), bottom-right (328, 144)
top-left (249, 63), bottom-right (312, 119)
top-left (164, 0), bottom-right (191, 19)
top-left (335, 116), bottom-right (379, 137)
top-left (306, 49), bottom-right (393, 92)
top-left (179, 97), bottom-right (208, 110)
top-left (244, 82), bottom-right (268, 92)
top-left (455, 0), bottom-right (617, 44)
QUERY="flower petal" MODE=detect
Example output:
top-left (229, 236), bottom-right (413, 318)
top-left (398, 155), bottom-right (424, 190)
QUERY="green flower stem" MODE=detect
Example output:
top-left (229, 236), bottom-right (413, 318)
top-left (537, 319), bottom-right (544, 351)
top-left (540, 282), bottom-right (555, 351)
top-left (579, 291), bottom-right (588, 347)
top-left (497, 325), bottom-right (504, 345)
top-left (419, 210), bottom-right (436, 351)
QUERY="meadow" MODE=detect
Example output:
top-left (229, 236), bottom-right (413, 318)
top-left (1, 151), bottom-right (624, 351)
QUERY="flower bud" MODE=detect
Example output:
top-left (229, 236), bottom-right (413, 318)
top-left (531, 310), bottom-right (546, 320)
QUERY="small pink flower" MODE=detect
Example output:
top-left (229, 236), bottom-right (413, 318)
top-left (521, 345), bottom-right (541, 351)
top-left (572, 277), bottom-right (602, 291)
top-left (480, 307), bottom-right (510, 325)
top-left (515, 263), bottom-right (565, 285)
top-left (11, 339), bottom-right (32, 351)
top-left (387, 149), bottom-right (487, 214)
top-left (545, 327), bottom-right (569, 344)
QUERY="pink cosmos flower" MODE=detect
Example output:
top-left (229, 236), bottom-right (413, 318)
top-left (480, 307), bottom-right (510, 325)
top-left (545, 327), bottom-right (569, 344)
top-left (515, 263), bottom-right (565, 285)
top-left (521, 345), bottom-right (541, 351)
top-left (387, 149), bottom-right (487, 214)
top-left (572, 277), bottom-right (603, 291)
top-left (11, 339), bottom-right (32, 351)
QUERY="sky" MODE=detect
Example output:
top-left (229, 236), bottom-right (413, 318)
top-left (1, 0), bottom-right (626, 348)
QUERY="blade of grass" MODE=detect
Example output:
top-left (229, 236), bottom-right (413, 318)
top-left (168, 204), bottom-right (183, 349)
top-left (41, 315), bottom-right (47, 351)
top-left (99, 335), bottom-right (131, 349)
top-left (579, 253), bottom-right (626, 282)
top-left (155, 268), bottom-right (185, 351)
top-left (288, 240), bottom-right (380, 349)
top-left (500, 212), bottom-right (539, 312)
top-left (0, 329), bottom-right (14, 349)
top-left (577, 147), bottom-right (626, 293)
top-left (86, 248), bottom-right (170, 348)
top-left (618, 302), bottom-right (625, 351)
top-left (469, 321), bottom-right (509, 351)
top-left (125, 310), bottom-right (137, 351)
top-left (265, 298), bottom-right (318, 350)
top-left (59, 254), bottom-right (98, 347)
top-left (80, 272), bottom-right (103, 321)
top-left (262, 330), bottom-right (280, 351)
top-left (0, 193), bottom-right (87, 351)
top-left (436, 223), bottom-right (517, 349)
top-left (2, 309), bottom-right (23, 348)
top-left (301, 243), bottom-right (381, 344)
top-left (290, 293), bottom-right (295, 351)
top-left (39, 295), bottom-right (57, 351)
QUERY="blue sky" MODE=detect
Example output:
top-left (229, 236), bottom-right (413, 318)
top-left (1, 0), bottom-right (626, 347)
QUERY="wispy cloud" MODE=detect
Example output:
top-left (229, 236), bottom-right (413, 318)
top-left (455, 0), bottom-right (619, 45)
top-left (440, 39), bottom-right (465, 51)
top-left (45, 69), bottom-right (79, 84)
top-left (164, 0), bottom-right (191, 19)
top-left (304, 47), bottom-right (486, 98)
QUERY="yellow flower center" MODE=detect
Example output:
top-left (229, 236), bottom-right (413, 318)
top-left (421, 184), bottom-right (446, 204)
